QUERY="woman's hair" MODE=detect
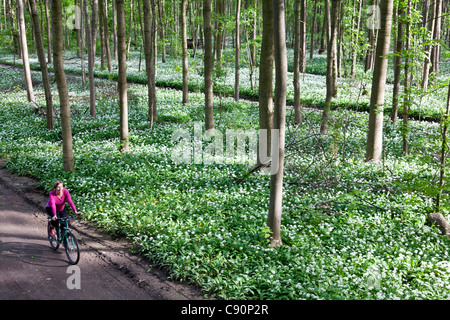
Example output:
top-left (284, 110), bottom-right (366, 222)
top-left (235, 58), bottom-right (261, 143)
top-left (53, 181), bottom-right (64, 190)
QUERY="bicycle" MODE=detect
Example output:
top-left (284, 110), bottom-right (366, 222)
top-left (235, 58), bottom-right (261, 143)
top-left (47, 215), bottom-right (80, 265)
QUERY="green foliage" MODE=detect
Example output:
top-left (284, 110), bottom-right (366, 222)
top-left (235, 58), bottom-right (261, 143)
top-left (1, 63), bottom-right (450, 299)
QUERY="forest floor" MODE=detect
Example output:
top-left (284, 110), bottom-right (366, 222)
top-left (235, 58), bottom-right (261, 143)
top-left (0, 158), bottom-right (207, 300)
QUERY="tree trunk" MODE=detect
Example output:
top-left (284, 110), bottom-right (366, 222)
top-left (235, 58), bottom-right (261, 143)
top-left (152, 0), bottom-right (158, 76)
top-left (44, 0), bottom-right (51, 63)
top-left (430, 0), bottom-right (442, 76)
top-left (427, 212), bottom-right (450, 237)
top-left (268, 0), bottom-right (287, 248)
top-left (150, 0), bottom-right (157, 121)
top-left (391, 3), bottom-right (403, 123)
top-left (112, 0), bottom-right (117, 60)
top-left (365, 0), bottom-right (376, 72)
top-left (126, 0), bottom-right (133, 54)
top-left (101, 0), bottom-right (112, 71)
top-left (181, 0), bottom-right (189, 104)
top-left (234, 0), bottom-right (241, 101)
top-left (91, 0), bottom-right (98, 60)
top-left (402, 0), bottom-right (411, 156)
top-left (159, 0), bottom-right (166, 63)
top-left (249, 0), bottom-right (256, 69)
top-left (80, 0), bottom-right (86, 88)
top-left (422, 0), bottom-right (434, 89)
top-left (258, 0), bottom-right (274, 165)
top-left (203, 0), bottom-right (214, 130)
top-left (172, 1), bottom-right (178, 60)
top-left (116, 0), bottom-right (129, 152)
top-left (143, 0), bottom-right (155, 128)
top-left (214, 0), bottom-right (224, 69)
top-left (293, 0), bottom-right (302, 124)
top-left (6, 0), bottom-right (18, 57)
top-left (99, 0), bottom-right (106, 69)
top-left (320, 0), bottom-right (339, 135)
top-left (350, 0), bottom-right (361, 78)
top-left (17, 0), bottom-right (34, 102)
top-left (365, 0), bottom-right (394, 162)
top-left (84, 0), bottom-right (96, 117)
top-left (337, 0), bottom-right (344, 77)
top-left (30, 0), bottom-right (53, 129)
top-left (310, 0), bottom-right (318, 59)
top-left (319, 0), bottom-right (327, 53)
top-left (300, 0), bottom-right (306, 73)
top-left (51, 0), bottom-right (74, 172)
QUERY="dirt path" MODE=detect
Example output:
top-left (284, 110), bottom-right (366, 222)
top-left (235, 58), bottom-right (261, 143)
top-left (0, 160), bottom-right (207, 300)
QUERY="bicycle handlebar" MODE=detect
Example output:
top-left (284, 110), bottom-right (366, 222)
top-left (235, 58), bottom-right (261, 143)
top-left (49, 215), bottom-right (79, 222)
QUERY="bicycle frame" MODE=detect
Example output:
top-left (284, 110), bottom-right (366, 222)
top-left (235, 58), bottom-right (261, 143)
top-left (48, 215), bottom-right (80, 265)
top-left (55, 219), bottom-right (70, 244)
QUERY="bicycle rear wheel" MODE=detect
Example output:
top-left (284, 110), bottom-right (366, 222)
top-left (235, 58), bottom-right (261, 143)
top-left (47, 220), bottom-right (59, 250)
top-left (64, 231), bottom-right (80, 265)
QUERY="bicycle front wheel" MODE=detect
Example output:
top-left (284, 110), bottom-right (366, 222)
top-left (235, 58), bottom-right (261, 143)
top-left (47, 220), bottom-right (59, 250)
top-left (64, 231), bottom-right (80, 265)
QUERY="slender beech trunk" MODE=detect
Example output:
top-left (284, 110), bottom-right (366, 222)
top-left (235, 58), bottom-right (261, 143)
top-left (203, 0), bottom-right (214, 130)
top-left (350, 0), bottom-right (361, 78)
top-left (268, 0), bottom-right (287, 248)
top-left (143, 0), bottom-right (155, 128)
top-left (17, 0), bottom-right (34, 102)
top-left (84, 0), bottom-right (96, 117)
top-left (104, 0), bottom-right (111, 70)
top-left (365, 0), bottom-right (394, 162)
top-left (150, 0), bottom-right (157, 120)
top-left (126, 0), bottom-right (133, 54)
top-left (258, 0), bottom-right (274, 166)
top-left (430, 0), bottom-right (442, 76)
top-left (300, 0), bottom-right (306, 73)
top-left (293, 0), bottom-right (302, 124)
top-left (365, 0), bottom-right (376, 72)
top-left (137, 0), bottom-right (144, 72)
top-left (159, 1), bottom-right (166, 63)
top-left (45, 0), bottom-right (51, 63)
top-left (112, 0), bottom-right (117, 60)
top-left (91, 0), bottom-right (98, 63)
top-left (80, 0), bottom-right (86, 88)
top-left (234, 0), bottom-right (240, 101)
top-left (51, 0), bottom-right (74, 172)
top-left (116, 0), bottom-right (129, 152)
top-left (101, 0), bottom-right (112, 71)
top-left (172, 0), bottom-right (178, 60)
top-left (181, 0), bottom-right (189, 104)
top-left (310, 0), bottom-right (318, 59)
top-left (422, 0), bottom-right (434, 89)
top-left (214, 0), bottom-right (224, 68)
top-left (391, 3), bottom-right (403, 122)
top-left (249, 0), bottom-right (256, 69)
top-left (99, 0), bottom-right (106, 69)
top-left (30, 0), bottom-right (53, 129)
top-left (153, 0), bottom-right (158, 71)
top-left (402, 0), bottom-right (411, 156)
top-left (320, 0), bottom-right (339, 135)
top-left (6, 0), bottom-right (19, 57)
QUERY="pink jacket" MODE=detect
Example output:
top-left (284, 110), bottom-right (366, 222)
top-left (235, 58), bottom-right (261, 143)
top-left (46, 188), bottom-right (77, 217)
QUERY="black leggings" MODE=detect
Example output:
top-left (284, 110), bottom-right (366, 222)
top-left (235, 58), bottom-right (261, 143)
top-left (46, 207), bottom-right (67, 228)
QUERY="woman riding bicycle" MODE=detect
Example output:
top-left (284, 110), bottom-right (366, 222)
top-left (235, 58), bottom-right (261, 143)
top-left (46, 181), bottom-right (82, 238)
